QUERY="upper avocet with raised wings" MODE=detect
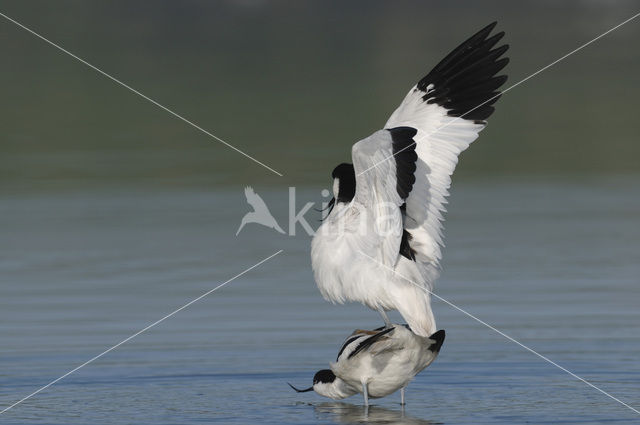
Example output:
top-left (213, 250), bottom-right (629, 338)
top-left (311, 22), bottom-right (509, 337)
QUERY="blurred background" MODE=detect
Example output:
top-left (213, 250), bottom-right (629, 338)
top-left (1, 0), bottom-right (639, 191)
top-left (1, 2), bottom-right (639, 424)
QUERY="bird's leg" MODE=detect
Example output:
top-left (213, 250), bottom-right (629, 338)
top-left (377, 307), bottom-right (391, 328)
top-left (400, 386), bottom-right (406, 406)
top-left (362, 382), bottom-right (369, 406)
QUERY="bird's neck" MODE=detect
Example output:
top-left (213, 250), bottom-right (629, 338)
top-left (314, 377), bottom-right (355, 399)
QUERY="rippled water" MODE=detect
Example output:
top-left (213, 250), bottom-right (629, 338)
top-left (1, 178), bottom-right (639, 424)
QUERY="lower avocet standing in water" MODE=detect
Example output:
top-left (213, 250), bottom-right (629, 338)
top-left (289, 325), bottom-right (445, 405)
top-left (311, 22), bottom-right (509, 337)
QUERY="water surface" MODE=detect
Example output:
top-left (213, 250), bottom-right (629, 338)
top-left (1, 179), bottom-right (639, 424)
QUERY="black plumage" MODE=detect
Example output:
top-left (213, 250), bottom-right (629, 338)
top-left (336, 335), bottom-right (362, 361)
top-left (347, 327), bottom-right (395, 359)
top-left (331, 163), bottom-right (356, 203)
top-left (388, 126), bottom-right (418, 200)
top-left (313, 369), bottom-right (337, 384)
top-left (399, 229), bottom-right (417, 261)
top-left (427, 330), bottom-right (446, 353)
top-left (416, 22), bottom-right (509, 121)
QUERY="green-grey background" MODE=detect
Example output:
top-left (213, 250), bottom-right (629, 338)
top-left (2, 2), bottom-right (640, 424)
top-left (1, 1), bottom-right (638, 192)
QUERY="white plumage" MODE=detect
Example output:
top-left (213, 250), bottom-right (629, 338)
top-left (385, 92), bottom-right (486, 279)
top-left (289, 325), bottom-right (445, 405)
top-left (311, 23), bottom-right (509, 336)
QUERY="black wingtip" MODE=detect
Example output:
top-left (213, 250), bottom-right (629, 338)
top-left (417, 22), bottom-right (509, 121)
top-left (428, 329), bottom-right (446, 353)
top-left (288, 382), bottom-right (313, 393)
top-left (477, 21), bottom-right (498, 38)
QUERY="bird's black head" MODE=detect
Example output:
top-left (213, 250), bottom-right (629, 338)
top-left (313, 369), bottom-right (337, 385)
top-left (331, 163), bottom-right (356, 203)
top-left (287, 369), bottom-right (336, 393)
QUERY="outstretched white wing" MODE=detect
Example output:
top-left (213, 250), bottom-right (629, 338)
top-left (384, 22), bottom-right (509, 288)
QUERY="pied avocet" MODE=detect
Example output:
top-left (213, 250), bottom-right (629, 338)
top-left (311, 22), bottom-right (509, 336)
top-left (289, 325), bottom-right (445, 405)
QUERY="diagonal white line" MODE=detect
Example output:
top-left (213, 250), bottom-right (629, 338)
top-left (0, 11), bottom-right (283, 177)
top-left (357, 11), bottom-right (640, 176)
top-left (358, 250), bottom-right (640, 415)
top-left (0, 250), bottom-right (283, 415)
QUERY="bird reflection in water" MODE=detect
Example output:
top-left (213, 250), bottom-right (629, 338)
top-left (314, 402), bottom-right (437, 425)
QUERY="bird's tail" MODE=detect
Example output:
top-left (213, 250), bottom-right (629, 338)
top-left (392, 285), bottom-right (436, 337)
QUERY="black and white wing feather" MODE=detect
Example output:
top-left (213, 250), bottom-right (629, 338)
top-left (335, 327), bottom-right (399, 363)
top-left (351, 127), bottom-right (419, 267)
top-left (384, 22), bottom-right (509, 288)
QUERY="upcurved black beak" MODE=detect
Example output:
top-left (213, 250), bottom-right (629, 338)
top-left (288, 382), bottom-right (313, 393)
top-left (314, 198), bottom-right (336, 221)
top-left (314, 197), bottom-right (335, 211)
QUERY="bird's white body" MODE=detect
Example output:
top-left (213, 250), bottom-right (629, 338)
top-left (312, 201), bottom-right (436, 336)
top-left (333, 326), bottom-right (441, 398)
